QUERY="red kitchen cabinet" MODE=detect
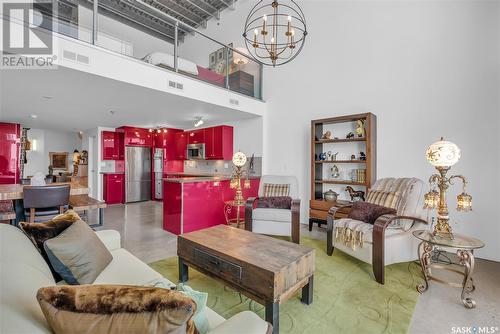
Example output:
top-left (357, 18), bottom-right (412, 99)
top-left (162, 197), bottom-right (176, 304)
top-left (174, 132), bottom-right (187, 160)
top-left (103, 173), bottom-right (124, 204)
top-left (0, 122), bottom-right (20, 184)
top-left (187, 129), bottom-right (205, 144)
top-left (102, 131), bottom-right (117, 160)
top-left (118, 127), bottom-right (153, 147)
top-left (205, 126), bottom-right (233, 160)
top-left (102, 131), bottom-right (124, 160)
top-left (154, 128), bottom-right (183, 160)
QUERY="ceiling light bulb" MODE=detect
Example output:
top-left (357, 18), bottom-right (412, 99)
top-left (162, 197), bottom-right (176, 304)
top-left (163, 129), bottom-right (167, 133)
top-left (288, 15), bottom-right (292, 22)
top-left (30, 114), bottom-right (37, 119)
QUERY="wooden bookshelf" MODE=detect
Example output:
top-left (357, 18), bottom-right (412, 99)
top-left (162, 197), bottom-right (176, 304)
top-left (309, 113), bottom-right (377, 229)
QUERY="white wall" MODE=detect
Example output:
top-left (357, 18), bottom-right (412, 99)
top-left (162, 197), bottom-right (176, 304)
top-left (23, 128), bottom-right (82, 177)
top-left (189, 0), bottom-right (500, 261)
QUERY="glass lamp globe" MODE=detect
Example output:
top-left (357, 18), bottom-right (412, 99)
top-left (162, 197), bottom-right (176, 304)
top-left (425, 138), bottom-right (461, 167)
top-left (232, 152), bottom-right (247, 167)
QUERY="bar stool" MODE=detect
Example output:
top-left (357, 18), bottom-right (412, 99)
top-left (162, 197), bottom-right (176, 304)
top-left (23, 185), bottom-right (70, 223)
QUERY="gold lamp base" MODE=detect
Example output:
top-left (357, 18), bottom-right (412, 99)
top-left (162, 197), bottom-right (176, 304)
top-left (433, 217), bottom-right (454, 239)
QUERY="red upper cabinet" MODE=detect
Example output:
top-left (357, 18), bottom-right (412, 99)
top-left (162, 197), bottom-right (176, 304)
top-left (118, 127), bottom-right (153, 147)
top-left (0, 122), bottom-right (20, 184)
top-left (187, 129), bottom-right (205, 144)
top-left (102, 131), bottom-right (124, 160)
top-left (174, 132), bottom-right (187, 160)
top-left (205, 126), bottom-right (233, 160)
top-left (102, 131), bottom-right (117, 160)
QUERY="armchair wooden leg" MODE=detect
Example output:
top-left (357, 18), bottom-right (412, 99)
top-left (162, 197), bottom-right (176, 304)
top-left (372, 225), bottom-right (386, 284)
top-left (308, 219), bottom-right (313, 231)
top-left (326, 215), bottom-right (334, 256)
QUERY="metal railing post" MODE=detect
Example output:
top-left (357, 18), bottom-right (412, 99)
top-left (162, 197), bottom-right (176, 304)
top-left (225, 46), bottom-right (229, 89)
top-left (92, 0), bottom-right (98, 45)
top-left (174, 21), bottom-right (179, 72)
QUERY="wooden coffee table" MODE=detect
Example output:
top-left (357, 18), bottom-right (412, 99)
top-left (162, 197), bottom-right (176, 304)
top-left (177, 225), bottom-right (315, 334)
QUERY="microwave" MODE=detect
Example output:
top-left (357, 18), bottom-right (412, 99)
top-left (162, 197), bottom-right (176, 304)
top-left (187, 143), bottom-right (205, 160)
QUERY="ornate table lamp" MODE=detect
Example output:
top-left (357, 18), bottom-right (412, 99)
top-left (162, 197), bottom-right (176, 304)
top-left (424, 138), bottom-right (472, 238)
top-left (230, 152), bottom-right (251, 205)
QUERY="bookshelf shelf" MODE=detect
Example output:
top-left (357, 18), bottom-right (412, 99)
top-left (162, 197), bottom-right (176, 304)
top-left (314, 160), bottom-right (365, 164)
top-left (314, 138), bottom-right (366, 144)
top-left (314, 180), bottom-right (368, 186)
top-left (310, 113), bottom-right (377, 228)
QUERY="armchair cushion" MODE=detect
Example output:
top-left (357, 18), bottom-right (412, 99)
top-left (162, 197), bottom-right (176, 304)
top-left (348, 202), bottom-right (396, 225)
top-left (252, 208), bottom-right (291, 222)
top-left (262, 183), bottom-right (290, 197)
top-left (366, 190), bottom-right (401, 209)
top-left (256, 196), bottom-right (292, 210)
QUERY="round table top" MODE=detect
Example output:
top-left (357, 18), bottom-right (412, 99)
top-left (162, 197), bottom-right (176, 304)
top-left (413, 230), bottom-right (485, 250)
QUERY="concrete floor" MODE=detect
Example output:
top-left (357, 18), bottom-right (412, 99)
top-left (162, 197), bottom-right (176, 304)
top-left (93, 201), bottom-right (499, 333)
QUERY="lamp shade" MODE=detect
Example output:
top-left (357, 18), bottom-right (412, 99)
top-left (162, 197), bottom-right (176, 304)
top-left (426, 138), bottom-right (461, 167)
top-left (233, 48), bottom-right (249, 65)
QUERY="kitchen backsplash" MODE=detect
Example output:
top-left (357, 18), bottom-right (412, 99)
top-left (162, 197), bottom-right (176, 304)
top-left (184, 157), bottom-right (262, 176)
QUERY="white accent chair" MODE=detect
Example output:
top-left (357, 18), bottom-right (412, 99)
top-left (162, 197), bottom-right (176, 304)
top-left (326, 178), bottom-right (429, 284)
top-left (245, 175), bottom-right (301, 244)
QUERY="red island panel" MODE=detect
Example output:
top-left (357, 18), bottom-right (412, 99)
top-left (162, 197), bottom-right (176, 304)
top-left (163, 178), bottom-right (260, 235)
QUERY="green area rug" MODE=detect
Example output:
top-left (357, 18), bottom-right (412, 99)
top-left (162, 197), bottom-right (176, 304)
top-left (150, 237), bottom-right (422, 334)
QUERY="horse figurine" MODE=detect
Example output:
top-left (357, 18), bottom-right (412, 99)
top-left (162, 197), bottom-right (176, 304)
top-left (345, 186), bottom-right (365, 202)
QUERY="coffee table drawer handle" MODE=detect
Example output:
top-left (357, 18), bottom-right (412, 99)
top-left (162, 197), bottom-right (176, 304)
top-left (193, 248), bottom-right (242, 280)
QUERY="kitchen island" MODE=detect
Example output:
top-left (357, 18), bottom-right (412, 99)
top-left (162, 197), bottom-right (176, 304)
top-left (163, 175), bottom-right (260, 234)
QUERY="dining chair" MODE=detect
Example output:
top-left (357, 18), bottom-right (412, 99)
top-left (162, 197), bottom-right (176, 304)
top-left (23, 185), bottom-right (70, 223)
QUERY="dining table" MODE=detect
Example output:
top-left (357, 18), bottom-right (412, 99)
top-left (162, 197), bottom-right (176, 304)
top-left (0, 182), bottom-right (94, 225)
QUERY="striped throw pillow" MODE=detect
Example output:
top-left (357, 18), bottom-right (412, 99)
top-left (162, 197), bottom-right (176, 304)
top-left (366, 190), bottom-right (401, 210)
top-left (263, 183), bottom-right (290, 197)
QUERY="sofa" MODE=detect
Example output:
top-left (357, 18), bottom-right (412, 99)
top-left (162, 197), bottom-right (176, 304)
top-left (0, 224), bottom-right (269, 334)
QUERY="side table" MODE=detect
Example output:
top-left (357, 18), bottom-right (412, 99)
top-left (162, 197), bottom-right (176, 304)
top-left (224, 200), bottom-right (245, 228)
top-left (413, 230), bottom-right (485, 308)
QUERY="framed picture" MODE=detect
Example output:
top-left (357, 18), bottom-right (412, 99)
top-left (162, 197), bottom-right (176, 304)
top-left (49, 152), bottom-right (69, 170)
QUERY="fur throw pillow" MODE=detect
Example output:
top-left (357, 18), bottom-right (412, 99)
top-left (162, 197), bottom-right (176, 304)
top-left (37, 285), bottom-right (198, 334)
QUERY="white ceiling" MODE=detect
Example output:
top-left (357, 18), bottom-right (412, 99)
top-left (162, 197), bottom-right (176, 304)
top-left (0, 66), bottom-right (258, 131)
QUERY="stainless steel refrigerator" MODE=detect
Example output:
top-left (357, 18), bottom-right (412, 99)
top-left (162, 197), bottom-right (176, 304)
top-left (125, 146), bottom-right (151, 202)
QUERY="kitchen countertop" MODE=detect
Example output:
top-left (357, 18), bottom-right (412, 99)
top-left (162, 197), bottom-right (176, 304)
top-left (164, 173), bottom-right (260, 183)
top-left (0, 182), bottom-right (89, 200)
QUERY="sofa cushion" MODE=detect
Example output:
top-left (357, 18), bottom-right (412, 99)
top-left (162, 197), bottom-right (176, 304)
top-left (94, 248), bottom-right (175, 288)
top-left (0, 224), bottom-right (54, 280)
top-left (44, 220), bottom-right (113, 284)
top-left (37, 285), bottom-right (198, 334)
top-left (1, 262), bottom-right (54, 334)
top-left (252, 208), bottom-right (291, 222)
top-left (206, 311), bottom-right (272, 334)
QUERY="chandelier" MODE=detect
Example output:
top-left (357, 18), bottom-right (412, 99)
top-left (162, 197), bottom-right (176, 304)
top-left (243, 0), bottom-right (307, 67)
